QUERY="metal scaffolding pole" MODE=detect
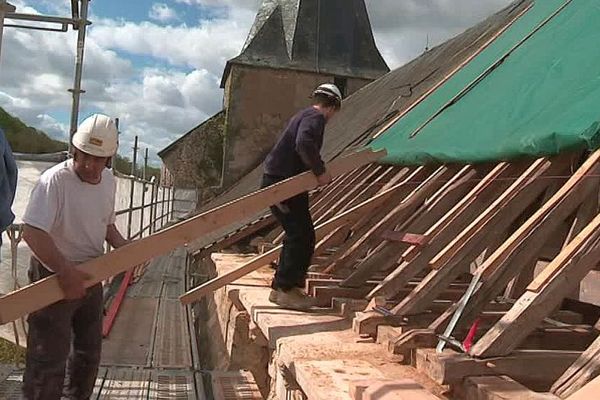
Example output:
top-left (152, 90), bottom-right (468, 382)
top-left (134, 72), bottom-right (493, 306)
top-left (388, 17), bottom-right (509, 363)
top-left (68, 0), bottom-right (90, 151)
top-left (0, 1), bottom-right (92, 149)
top-left (0, 2), bottom-right (16, 62)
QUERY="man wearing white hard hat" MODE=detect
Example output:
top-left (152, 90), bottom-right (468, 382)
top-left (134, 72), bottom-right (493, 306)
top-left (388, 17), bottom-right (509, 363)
top-left (262, 83), bottom-right (342, 311)
top-left (21, 114), bottom-right (130, 400)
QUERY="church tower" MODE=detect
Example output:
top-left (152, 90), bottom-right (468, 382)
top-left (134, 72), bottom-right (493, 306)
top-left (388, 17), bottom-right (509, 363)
top-left (220, 0), bottom-right (389, 187)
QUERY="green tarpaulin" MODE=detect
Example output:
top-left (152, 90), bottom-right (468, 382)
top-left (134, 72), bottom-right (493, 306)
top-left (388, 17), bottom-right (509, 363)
top-left (370, 0), bottom-right (600, 166)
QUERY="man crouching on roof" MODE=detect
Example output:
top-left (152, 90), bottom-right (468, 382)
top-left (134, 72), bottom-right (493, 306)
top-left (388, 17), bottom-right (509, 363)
top-left (261, 83), bottom-right (342, 311)
top-left (21, 114), bottom-right (131, 400)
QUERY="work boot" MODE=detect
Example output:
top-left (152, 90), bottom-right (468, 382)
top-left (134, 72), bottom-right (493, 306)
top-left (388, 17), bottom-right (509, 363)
top-left (268, 288), bottom-right (316, 311)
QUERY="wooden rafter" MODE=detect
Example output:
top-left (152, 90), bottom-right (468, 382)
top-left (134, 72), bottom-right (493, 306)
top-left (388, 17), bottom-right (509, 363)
top-left (340, 165), bottom-right (480, 288)
top-left (366, 162), bottom-right (517, 301)
top-left (432, 151), bottom-right (600, 335)
top-left (326, 166), bottom-right (450, 273)
top-left (470, 212), bottom-right (600, 358)
top-left (391, 157), bottom-right (563, 317)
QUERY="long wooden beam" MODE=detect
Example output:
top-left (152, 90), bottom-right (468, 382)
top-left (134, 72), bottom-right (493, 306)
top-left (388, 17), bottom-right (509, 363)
top-left (178, 167), bottom-right (429, 305)
top-left (391, 158), bottom-right (557, 316)
top-left (433, 151), bottom-right (600, 335)
top-left (366, 163), bottom-right (515, 300)
top-left (340, 165), bottom-right (479, 288)
top-left (0, 149), bottom-right (385, 324)
top-left (470, 214), bottom-right (600, 358)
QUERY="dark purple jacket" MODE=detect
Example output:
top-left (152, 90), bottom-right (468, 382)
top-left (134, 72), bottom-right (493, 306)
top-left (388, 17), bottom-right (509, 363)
top-left (264, 107), bottom-right (326, 178)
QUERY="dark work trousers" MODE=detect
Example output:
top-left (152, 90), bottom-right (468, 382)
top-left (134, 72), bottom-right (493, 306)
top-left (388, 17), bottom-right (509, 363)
top-left (22, 258), bottom-right (103, 400)
top-left (262, 174), bottom-right (316, 291)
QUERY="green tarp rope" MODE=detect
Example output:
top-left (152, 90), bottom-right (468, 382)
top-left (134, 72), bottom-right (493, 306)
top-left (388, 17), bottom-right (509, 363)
top-left (370, 0), bottom-right (600, 166)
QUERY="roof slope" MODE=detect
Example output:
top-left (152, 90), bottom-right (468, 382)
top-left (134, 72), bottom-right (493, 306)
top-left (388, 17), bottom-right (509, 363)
top-left (189, 0), bottom-right (532, 250)
top-left (372, 0), bottom-right (600, 165)
top-left (221, 0), bottom-right (390, 86)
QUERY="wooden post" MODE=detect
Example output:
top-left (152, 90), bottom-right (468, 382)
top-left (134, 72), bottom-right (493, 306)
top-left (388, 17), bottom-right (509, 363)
top-left (127, 136), bottom-right (139, 239)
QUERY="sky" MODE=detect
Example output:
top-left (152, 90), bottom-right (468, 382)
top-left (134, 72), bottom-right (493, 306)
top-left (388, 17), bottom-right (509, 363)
top-left (0, 0), bottom-right (512, 165)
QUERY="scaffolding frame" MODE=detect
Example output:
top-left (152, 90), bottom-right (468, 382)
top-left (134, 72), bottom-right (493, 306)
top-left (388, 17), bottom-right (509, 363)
top-left (0, 0), bottom-right (92, 151)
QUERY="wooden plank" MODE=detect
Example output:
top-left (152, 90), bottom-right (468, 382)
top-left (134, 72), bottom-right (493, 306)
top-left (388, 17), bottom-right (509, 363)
top-left (479, 151), bottom-right (598, 281)
top-left (367, 164), bottom-right (514, 300)
top-left (470, 215), bottom-right (600, 358)
top-left (314, 165), bottom-right (384, 224)
top-left (388, 159), bottom-right (558, 316)
top-left (430, 158), bottom-right (552, 269)
top-left (314, 224), bottom-right (351, 256)
top-left (528, 200), bottom-right (599, 293)
top-left (403, 163), bottom-right (511, 263)
top-left (0, 149), bottom-right (385, 324)
top-left (339, 166), bottom-right (397, 213)
top-left (416, 348), bottom-right (580, 391)
top-left (322, 167), bottom-right (429, 274)
top-left (552, 335), bottom-right (600, 397)
top-left (463, 376), bottom-right (560, 400)
top-left (564, 375), bottom-right (600, 400)
top-left (310, 165), bottom-right (373, 222)
top-left (381, 232), bottom-right (429, 246)
top-left (448, 155), bottom-right (600, 336)
top-left (180, 170), bottom-right (415, 305)
top-left (341, 166), bottom-right (480, 289)
top-left (329, 166), bottom-right (453, 273)
top-left (190, 215), bottom-right (276, 257)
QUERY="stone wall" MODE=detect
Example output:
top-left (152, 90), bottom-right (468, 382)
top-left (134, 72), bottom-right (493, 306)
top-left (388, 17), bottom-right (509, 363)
top-left (160, 111), bottom-right (225, 190)
top-left (221, 64), bottom-right (373, 188)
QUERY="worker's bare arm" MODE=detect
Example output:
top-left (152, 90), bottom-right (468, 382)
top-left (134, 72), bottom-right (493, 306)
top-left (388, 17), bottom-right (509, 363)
top-left (22, 224), bottom-right (88, 299)
top-left (105, 224), bottom-right (128, 248)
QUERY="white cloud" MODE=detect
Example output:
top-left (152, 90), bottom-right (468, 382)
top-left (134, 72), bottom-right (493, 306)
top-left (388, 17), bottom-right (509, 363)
top-left (149, 3), bottom-right (179, 23)
top-left (1, 0), bottom-right (515, 165)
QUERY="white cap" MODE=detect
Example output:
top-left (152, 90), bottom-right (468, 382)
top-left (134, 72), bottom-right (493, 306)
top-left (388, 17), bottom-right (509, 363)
top-left (72, 114), bottom-right (119, 157)
top-left (313, 83), bottom-right (343, 104)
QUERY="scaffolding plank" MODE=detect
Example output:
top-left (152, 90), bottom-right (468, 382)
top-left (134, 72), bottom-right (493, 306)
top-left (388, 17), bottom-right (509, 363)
top-left (101, 297), bottom-right (158, 367)
top-left (153, 299), bottom-right (192, 368)
top-left (149, 370), bottom-right (197, 400)
top-left (98, 367), bottom-right (151, 399)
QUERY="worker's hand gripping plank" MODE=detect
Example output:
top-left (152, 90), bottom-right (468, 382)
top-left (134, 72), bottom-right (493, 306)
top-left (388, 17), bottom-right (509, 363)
top-left (0, 148), bottom-right (384, 325)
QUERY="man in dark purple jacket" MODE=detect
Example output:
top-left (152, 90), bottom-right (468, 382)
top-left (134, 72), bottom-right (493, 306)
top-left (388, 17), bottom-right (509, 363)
top-left (262, 83), bottom-right (342, 310)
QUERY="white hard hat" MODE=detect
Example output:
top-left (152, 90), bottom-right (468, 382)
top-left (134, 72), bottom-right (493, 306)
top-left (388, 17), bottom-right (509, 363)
top-left (72, 114), bottom-right (119, 157)
top-left (313, 83), bottom-right (343, 104)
